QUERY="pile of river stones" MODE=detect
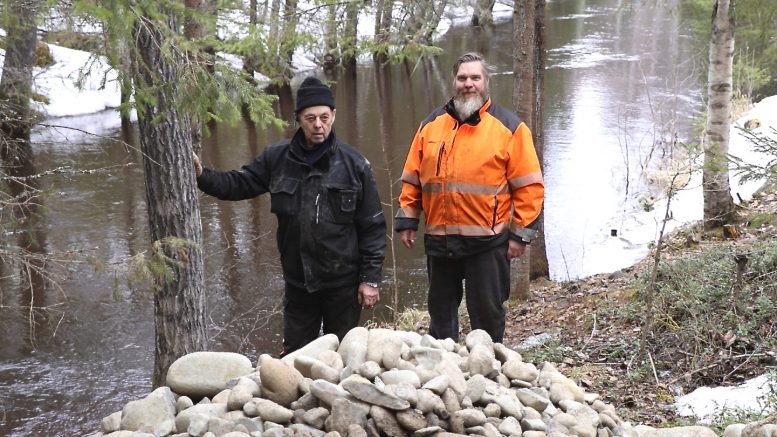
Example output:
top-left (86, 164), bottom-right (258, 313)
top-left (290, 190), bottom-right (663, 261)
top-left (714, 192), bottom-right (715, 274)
top-left (93, 328), bottom-right (776, 437)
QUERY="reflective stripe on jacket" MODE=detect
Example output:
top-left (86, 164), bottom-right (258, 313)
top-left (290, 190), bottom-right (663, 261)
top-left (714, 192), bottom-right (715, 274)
top-left (395, 98), bottom-right (544, 254)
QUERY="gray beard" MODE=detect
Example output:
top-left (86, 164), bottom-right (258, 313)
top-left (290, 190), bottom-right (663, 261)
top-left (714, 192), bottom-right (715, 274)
top-left (453, 94), bottom-right (486, 121)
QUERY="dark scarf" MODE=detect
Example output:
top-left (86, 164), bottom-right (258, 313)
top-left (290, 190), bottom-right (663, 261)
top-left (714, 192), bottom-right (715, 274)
top-left (294, 129), bottom-right (335, 166)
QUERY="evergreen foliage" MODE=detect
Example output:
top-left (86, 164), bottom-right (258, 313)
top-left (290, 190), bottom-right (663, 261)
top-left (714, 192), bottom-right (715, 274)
top-left (731, 127), bottom-right (777, 185)
top-left (70, 0), bottom-right (283, 129)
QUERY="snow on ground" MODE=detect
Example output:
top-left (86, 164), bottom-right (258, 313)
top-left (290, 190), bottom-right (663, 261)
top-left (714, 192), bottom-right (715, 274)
top-left (676, 373), bottom-right (777, 424)
top-left (0, 41), bottom-right (121, 117)
top-left (578, 95), bottom-right (777, 279)
top-left (31, 44), bottom-right (121, 117)
top-left (730, 95), bottom-right (777, 202)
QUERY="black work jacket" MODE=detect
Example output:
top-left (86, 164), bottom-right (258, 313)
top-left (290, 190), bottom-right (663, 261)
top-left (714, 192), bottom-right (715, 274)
top-left (197, 129), bottom-right (386, 292)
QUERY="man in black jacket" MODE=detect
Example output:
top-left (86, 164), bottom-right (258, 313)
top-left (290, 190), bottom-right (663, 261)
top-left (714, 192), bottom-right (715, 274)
top-left (193, 77), bottom-right (386, 356)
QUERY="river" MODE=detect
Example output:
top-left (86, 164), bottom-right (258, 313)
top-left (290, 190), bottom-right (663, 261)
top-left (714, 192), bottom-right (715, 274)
top-left (0, 1), bottom-right (703, 435)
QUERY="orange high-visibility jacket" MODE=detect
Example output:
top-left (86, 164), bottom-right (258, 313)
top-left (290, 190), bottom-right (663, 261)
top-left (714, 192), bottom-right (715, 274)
top-left (396, 98), bottom-right (544, 244)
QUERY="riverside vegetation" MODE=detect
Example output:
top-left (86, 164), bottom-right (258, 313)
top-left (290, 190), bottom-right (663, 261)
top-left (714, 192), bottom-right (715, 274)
top-left (495, 187), bottom-right (777, 434)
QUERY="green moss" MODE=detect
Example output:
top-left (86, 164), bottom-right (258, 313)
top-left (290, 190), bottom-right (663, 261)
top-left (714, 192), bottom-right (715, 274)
top-left (748, 212), bottom-right (777, 229)
top-left (35, 42), bottom-right (55, 68)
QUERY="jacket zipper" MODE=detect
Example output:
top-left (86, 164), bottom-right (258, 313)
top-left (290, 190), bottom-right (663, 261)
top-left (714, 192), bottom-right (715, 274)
top-left (492, 197), bottom-right (498, 231)
top-left (315, 193), bottom-right (320, 224)
top-left (435, 141), bottom-right (445, 176)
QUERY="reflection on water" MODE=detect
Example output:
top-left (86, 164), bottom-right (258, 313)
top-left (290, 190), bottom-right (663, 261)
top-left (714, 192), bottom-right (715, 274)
top-left (0, 1), bottom-right (703, 435)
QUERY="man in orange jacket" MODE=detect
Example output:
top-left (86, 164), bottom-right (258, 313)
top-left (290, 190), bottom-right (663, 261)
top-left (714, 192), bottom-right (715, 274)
top-left (395, 52), bottom-right (544, 343)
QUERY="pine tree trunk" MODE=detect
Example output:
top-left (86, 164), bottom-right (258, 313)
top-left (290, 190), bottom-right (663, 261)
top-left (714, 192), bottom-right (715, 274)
top-left (374, 0), bottom-right (392, 64)
top-left (184, 0), bottom-right (205, 153)
top-left (280, 0), bottom-right (298, 82)
top-left (132, 10), bottom-right (208, 388)
top-left (342, 0), bottom-right (359, 72)
top-left (528, 0), bottom-right (547, 280)
top-left (511, 0), bottom-right (548, 298)
top-left (324, 2), bottom-right (339, 70)
top-left (703, 0), bottom-right (736, 229)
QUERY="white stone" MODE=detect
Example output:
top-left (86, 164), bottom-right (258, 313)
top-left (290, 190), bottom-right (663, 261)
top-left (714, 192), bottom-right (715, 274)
top-left (100, 411), bottom-right (121, 433)
top-left (422, 374), bottom-right (450, 395)
top-left (248, 398), bottom-right (293, 423)
top-left (409, 346), bottom-right (445, 370)
top-left (434, 353), bottom-right (468, 399)
top-left (175, 403), bottom-right (229, 433)
top-left (515, 388), bottom-right (549, 412)
top-left (120, 386), bottom-right (177, 432)
top-left (465, 329), bottom-right (494, 351)
top-left (308, 379), bottom-right (349, 407)
top-left (167, 352), bottom-right (253, 398)
top-left (317, 350), bottom-right (344, 373)
top-left (498, 416), bottom-right (523, 436)
top-left (280, 334), bottom-right (339, 367)
top-left (229, 377), bottom-right (261, 411)
top-left (468, 344), bottom-right (498, 377)
top-left (494, 343), bottom-right (522, 364)
top-left (502, 360), bottom-right (538, 383)
top-left (338, 327), bottom-right (369, 370)
top-left (381, 369), bottom-right (421, 387)
top-left (365, 329), bottom-right (399, 363)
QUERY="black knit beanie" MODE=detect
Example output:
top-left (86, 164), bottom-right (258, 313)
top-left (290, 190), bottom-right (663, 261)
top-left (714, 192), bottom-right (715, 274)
top-left (295, 77), bottom-right (335, 113)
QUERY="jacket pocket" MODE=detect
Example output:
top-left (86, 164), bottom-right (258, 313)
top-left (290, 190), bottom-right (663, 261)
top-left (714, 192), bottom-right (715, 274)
top-left (325, 184), bottom-right (358, 223)
top-left (269, 178), bottom-right (299, 215)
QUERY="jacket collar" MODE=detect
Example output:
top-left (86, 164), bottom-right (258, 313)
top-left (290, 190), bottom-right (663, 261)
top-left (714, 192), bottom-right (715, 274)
top-left (444, 97), bottom-right (492, 126)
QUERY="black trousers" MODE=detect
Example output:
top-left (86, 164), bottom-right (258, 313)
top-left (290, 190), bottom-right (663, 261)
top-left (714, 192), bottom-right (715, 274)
top-left (427, 241), bottom-right (510, 343)
top-left (281, 282), bottom-right (361, 356)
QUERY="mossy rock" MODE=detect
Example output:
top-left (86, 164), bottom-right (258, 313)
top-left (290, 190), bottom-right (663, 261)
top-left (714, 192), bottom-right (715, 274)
top-left (36, 41), bottom-right (55, 68)
top-left (31, 91), bottom-right (50, 105)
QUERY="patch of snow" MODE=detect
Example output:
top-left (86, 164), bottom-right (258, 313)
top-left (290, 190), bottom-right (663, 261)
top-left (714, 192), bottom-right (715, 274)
top-left (514, 332), bottom-right (560, 350)
top-left (35, 45), bottom-right (121, 117)
top-left (675, 373), bottom-right (777, 424)
top-left (729, 95), bottom-right (777, 203)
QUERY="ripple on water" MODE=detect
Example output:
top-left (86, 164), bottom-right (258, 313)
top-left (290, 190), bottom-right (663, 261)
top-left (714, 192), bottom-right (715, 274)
top-left (0, 353), bottom-right (151, 436)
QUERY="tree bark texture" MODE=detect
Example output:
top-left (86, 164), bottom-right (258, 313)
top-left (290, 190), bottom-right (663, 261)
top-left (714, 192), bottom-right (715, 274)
top-left (132, 10), bottom-right (208, 388)
top-left (342, 0), bottom-right (359, 71)
top-left (374, 0), bottom-right (393, 63)
top-left (280, 0), bottom-right (298, 82)
top-left (511, 0), bottom-right (548, 297)
top-left (184, 0), bottom-right (205, 153)
top-left (703, 0), bottom-right (736, 229)
top-left (323, 2), bottom-right (339, 69)
top-left (528, 0), bottom-right (547, 280)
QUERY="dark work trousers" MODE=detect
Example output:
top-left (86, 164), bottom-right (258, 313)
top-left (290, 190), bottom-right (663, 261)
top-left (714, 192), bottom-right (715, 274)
top-left (427, 242), bottom-right (510, 343)
top-left (281, 282), bottom-right (361, 356)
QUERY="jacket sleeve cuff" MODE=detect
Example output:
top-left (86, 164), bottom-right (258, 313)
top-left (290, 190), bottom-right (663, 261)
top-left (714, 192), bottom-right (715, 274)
top-left (510, 227), bottom-right (538, 244)
top-left (196, 168), bottom-right (214, 190)
top-left (359, 273), bottom-right (381, 284)
top-left (394, 217), bottom-right (419, 232)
